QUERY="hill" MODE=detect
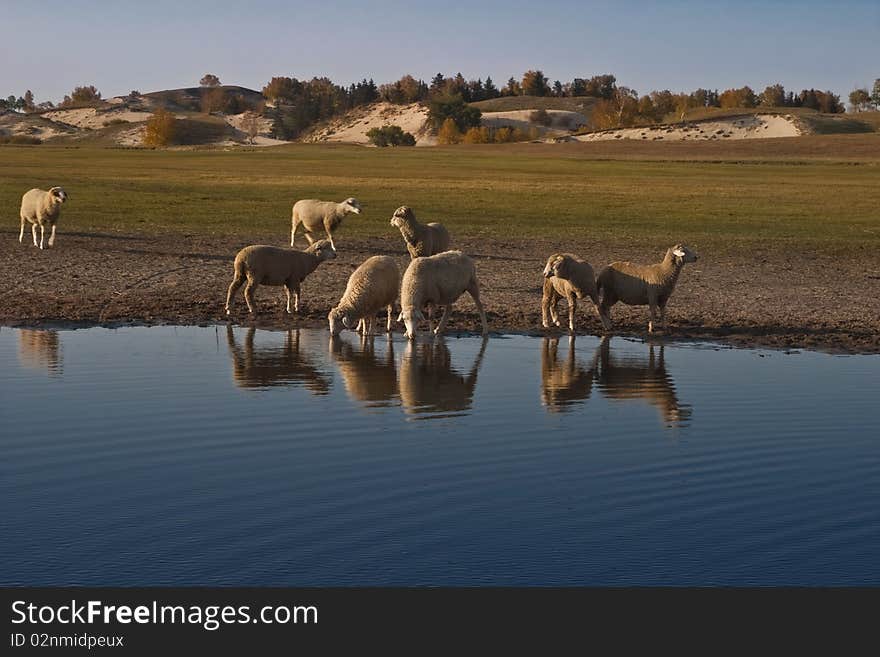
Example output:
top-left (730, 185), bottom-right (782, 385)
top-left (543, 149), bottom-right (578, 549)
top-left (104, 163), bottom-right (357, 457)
top-left (470, 95), bottom-right (598, 113)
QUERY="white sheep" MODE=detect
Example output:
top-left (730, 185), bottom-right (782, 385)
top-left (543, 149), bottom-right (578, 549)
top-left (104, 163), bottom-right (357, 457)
top-left (225, 239), bottom-right (337, 315)
top-left (328, 255), bottom-right (400, 336)
top-left (389, 206), bottom-right (450, 259)
top-left (597, 244), bottom-right (699, 333)
top-left (19, 187), bottom-right (68, 249)
top-left (541, 253), bottom-right (601, 333)
top-left (290, 197), bottom-right (361, 250)
top-left (398, 250), bottom-right (488, 339)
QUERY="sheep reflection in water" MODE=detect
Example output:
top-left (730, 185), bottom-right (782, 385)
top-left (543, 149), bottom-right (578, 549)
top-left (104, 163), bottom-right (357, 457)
top-left (540, 335), bottom-right (597, 413)
top-left (399, 337), bottom-right (488, 419)
top-left (328, 334), bottom-right (398, 408)
top-left (594, 337), bottom-right (692, 427)
top-left (226, 326), bottom-right (330, 393)
top-left (18, 329), bottom-right (62, 375)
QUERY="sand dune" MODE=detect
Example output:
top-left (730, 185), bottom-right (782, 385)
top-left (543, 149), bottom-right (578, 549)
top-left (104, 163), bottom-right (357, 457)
top-left (481, 109), bottom-right (588, 136)
top-left (571, 113), bottom-right (800, 142)
top-left (305, 102), bottom-right (434, 145)
top-left (44, 107), bottom-right (152, 130)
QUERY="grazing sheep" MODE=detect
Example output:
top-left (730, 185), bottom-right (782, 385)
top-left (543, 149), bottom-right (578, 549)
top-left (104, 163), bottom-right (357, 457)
top-left (541, 253), bottom-right (601, 333)
top-left (19, 187), bottom-right (68, 249)
top-left (398, 250), bottom-right (488, 339)
top-left (389, 206), bottom-right (450, 259)
top-left (290, 197), bottom-right (361, 250)
top-left (328, 255), bottom-right (400, 336)
top-left (597, 244), bottom-right (699, 333)
top-left (225, 240), bottom-right (336, 315)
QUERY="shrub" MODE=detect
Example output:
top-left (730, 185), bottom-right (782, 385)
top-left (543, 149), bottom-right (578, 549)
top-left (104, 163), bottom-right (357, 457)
top-left (436, 118), bottom-right (462, 144)
top-left (530, 109), bottom-right (552, 126)
top-left (428, 94), bottom-right (481, 131)
top-left (462, 126), bottom-right (491, 144)
top-left (366, 124), bottom-right (416, 147)
top-left (103, 118), bottom-right (128, 127)
top-left (143, 108), bottom-right (176, 147)
top-left (0, 134), bottom-right (42, 145)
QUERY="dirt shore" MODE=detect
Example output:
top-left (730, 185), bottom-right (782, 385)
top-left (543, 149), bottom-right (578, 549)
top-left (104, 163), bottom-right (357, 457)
top-left (2, 231), bottom-right (878, 354)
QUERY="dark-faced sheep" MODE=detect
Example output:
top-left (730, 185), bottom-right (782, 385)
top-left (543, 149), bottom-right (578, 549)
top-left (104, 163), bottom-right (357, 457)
top-left (597, 244), bottom-right (698, 333)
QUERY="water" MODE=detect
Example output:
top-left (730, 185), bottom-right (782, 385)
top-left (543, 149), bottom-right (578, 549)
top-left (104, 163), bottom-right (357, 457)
top-left (2, 326), bottom-right (879, 586)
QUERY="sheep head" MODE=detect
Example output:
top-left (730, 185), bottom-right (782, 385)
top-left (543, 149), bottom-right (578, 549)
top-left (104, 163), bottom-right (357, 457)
top-left (543, 254), bottom-right (570, 279)
top-left (390, 206), bottom-right (414, 228)
top-left (328, 307), bottom-right (347, 336)
top-left (397, 307), bottom-right (424, 340)
top-left (670, 244), bottom-right (698, 265)
top-left (308, 240), bottom-right (338, 261)
top-left (342, 198), bottom-right (362, 215)
top-left (49, 187), bottom-right (68, 203)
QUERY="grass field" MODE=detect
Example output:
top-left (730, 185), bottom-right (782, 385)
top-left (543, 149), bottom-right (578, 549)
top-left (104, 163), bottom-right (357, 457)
top-left (1, 139), bottom-right (878, 249)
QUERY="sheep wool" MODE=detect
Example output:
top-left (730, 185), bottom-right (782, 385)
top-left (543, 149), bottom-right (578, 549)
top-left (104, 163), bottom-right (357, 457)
top-left (19, 186), bottom-right (68, 249)
top-left (329, 255), bottom-right (400, 336)
top-left (291, 198), bottom-right (361, 250)
top-left (389, 206), bottom-right (451, 260)
top-left (541, 253), bottom-right (601, 333)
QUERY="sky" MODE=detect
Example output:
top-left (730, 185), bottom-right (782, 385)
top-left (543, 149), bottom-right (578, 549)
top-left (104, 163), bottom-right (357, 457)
top-left (1, 0), bottom-right (877, 104)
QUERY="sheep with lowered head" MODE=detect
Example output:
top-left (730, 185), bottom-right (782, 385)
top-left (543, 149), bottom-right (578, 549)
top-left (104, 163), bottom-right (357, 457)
top-left (291, 197), bottom-right (361, 250)
top-left (389, 206), bottom-right (450, 259)
top-left (225, 239), bottom-right (336, 315)
top-left (328, 255), bottom-right (400, 336)
top-left (541, 253), bottom-right (601, 333)
top-left (597, 244), bottom-right (699, 333)
top-left (398, 250), bottom-right (488, 339)
top-left (19, 187), bottom-right (69, 249)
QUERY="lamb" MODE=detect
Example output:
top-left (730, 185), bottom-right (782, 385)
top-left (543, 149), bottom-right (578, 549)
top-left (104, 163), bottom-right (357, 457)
top-left (389, 206), bottom-right (450, 259)
top-left (225, 240), bottom-right (336, 315)
top-left (328, 255), bottom-right (400, 336)
top-left (398, 250), bottom-right (488, 339)
top-left (19, 187), bottom-right (69, 249)
top-left (541, 253), bottom-right (601, 333)
top-left (596, 244), bottom-right (699, 333)
top-left (290, 197), bottom-right (361, 250)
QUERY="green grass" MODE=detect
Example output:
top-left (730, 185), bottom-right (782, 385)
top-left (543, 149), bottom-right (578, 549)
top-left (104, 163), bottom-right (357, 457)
top-left (1, 142), bottom-right (878, 249)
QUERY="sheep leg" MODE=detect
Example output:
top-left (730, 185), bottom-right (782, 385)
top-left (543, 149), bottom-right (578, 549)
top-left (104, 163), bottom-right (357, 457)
top-left (567, 294), bottom-right (577, 334)
top-left (386, 305), bottom-right (393, 333)
top-left (659, 301), bottom-right (669, 332)
top-left (32, 223), bottom-right (38, 247)
top-left (304, 232), bottom-right (315, 245)
top-left (39, 224), bottom-right (45, 250)
top-left (541, 286), bottom-right (553, 329)
top-left (284, 282), bottom-right (294, 314)
top-left (19, 218), bottom-right (25, 243)
top-left (225, 274), bottom-right (245, 314)
top-left (598, 295), bottom-right (615, 331)
top-left (468, 282), bottom-right (489, 336)
top-left (243, 279), bottom-right (257, 314)
top-left (648, 302), bottom-right (658, 333)
top-left (293, 284), bottom-right (301, 313)
top-left (48, 224), bottom-right (57, 247)
top-left (434, 305), bottom-right (452, 336)
top-left (365, 316), bottom-right (374, 336)
top-left (290, 221), bottom-right (298, 247)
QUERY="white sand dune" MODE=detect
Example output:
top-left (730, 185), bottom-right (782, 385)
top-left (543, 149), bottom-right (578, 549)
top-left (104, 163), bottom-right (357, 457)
top-left (44, 107), bottom-right (153, 130)
top-left (481, 109), bottom-right (588, 136)
top-left (305, 102), bottom-right (434, 146)
top-left (571, 113), bottom-right (800, 142)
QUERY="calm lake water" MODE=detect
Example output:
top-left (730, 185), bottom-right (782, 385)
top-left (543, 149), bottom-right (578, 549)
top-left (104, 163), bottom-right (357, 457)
top-left (2, 326), bottom-right (879, 586)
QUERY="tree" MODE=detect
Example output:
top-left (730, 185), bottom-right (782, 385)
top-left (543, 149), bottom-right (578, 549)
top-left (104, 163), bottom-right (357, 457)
top-left (262, 76), bottom-right (299, 103)
top-left (872, 79), bottom-right (880, 107)
top-left (759, 84), bottom-right (785, 107)
top-left (366, 125), bottom-right (416, 147)
top-left (719, 86), bottom-right (757, 109)
top-left (849, 88), bottom-right (872, 112)
top-left (200, 73), bottom-right (221, 87)
top-left (570, 78), bottom-right (587, 97)
top-left (521, 70), bottom-right (550, 96)
top-left (143, 108), bottom-right (176, 147)
top-left (23, 90), bottom-right (35, 112)
top-left (483, 76), bottom-right (499, 99)
top-left (502, 77), bottom-right (521, 96)
top-left (60, 85), bottom-right (102, 107)
top-left (430, 73), bottom-right (446, 93)
top-left (462, 126), bottom-right (491, 144)
top-left (584, 74), bottom-right (617, 99)
top-left (553, 80), bottom-right (564, 97)
top-left (201, 86), bottom-right (226, 113)
top-left (437, 117), bottom-right (462, 144)
top-left (240, 111), bottom-right (261, 143)
top-left (637, 95), bottom-right (657, 122)
top-left (427, 94), bottom-right (481, 131)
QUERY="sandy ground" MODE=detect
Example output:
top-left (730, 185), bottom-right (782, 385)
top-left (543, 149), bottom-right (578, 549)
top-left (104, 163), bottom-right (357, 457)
top-left (481, 109), bottom-right (588, 136)
top-left (305, 102), bottom-right (435, 146)
top-left (43, 107), bottom-right (153, 130)
top-left (0, 111), bottom-right (77, 141)
top-left (2, 231), bottom-right (878, 354)
top-left (573, 114), bottom-right (801, 142)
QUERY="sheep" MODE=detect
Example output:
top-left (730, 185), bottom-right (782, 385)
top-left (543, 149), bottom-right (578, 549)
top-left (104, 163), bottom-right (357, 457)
top-left (541, 253), bottom-right (601, 333)
top-left (225, 239), bottom-right (336, 315)
top-left (290, 197), bottom-right (361, 250)
top-left (328, 255), bottom-right (400, 336)
top-left (398, 250), bottom-right (488, 339)
top-left (389, 206), bottom-right (450, 259)
top-left (19, 187), bottom-right (68, 249)
top-left (596, 244), bottom-right (699, 333)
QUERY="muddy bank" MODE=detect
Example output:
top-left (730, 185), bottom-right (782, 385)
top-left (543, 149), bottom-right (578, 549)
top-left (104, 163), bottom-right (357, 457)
top-left (2, 231), bottom-right (878, 354)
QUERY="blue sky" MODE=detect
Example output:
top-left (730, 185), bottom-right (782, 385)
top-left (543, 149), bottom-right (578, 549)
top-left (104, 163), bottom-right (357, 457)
top-left (1, 0), bottom-right (877, 103)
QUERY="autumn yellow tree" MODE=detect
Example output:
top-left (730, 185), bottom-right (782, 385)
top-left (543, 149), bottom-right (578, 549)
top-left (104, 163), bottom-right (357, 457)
top-left (437, 117), bottom-right (462, 144)
top-left (143, 108), bottom-right (176, 147)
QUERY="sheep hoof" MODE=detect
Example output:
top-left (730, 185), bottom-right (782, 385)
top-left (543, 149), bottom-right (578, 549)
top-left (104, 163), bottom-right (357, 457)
top-left (541, 322), bottom-right (550, 329)
top-left (553, 320), bottom-right (561, 327)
